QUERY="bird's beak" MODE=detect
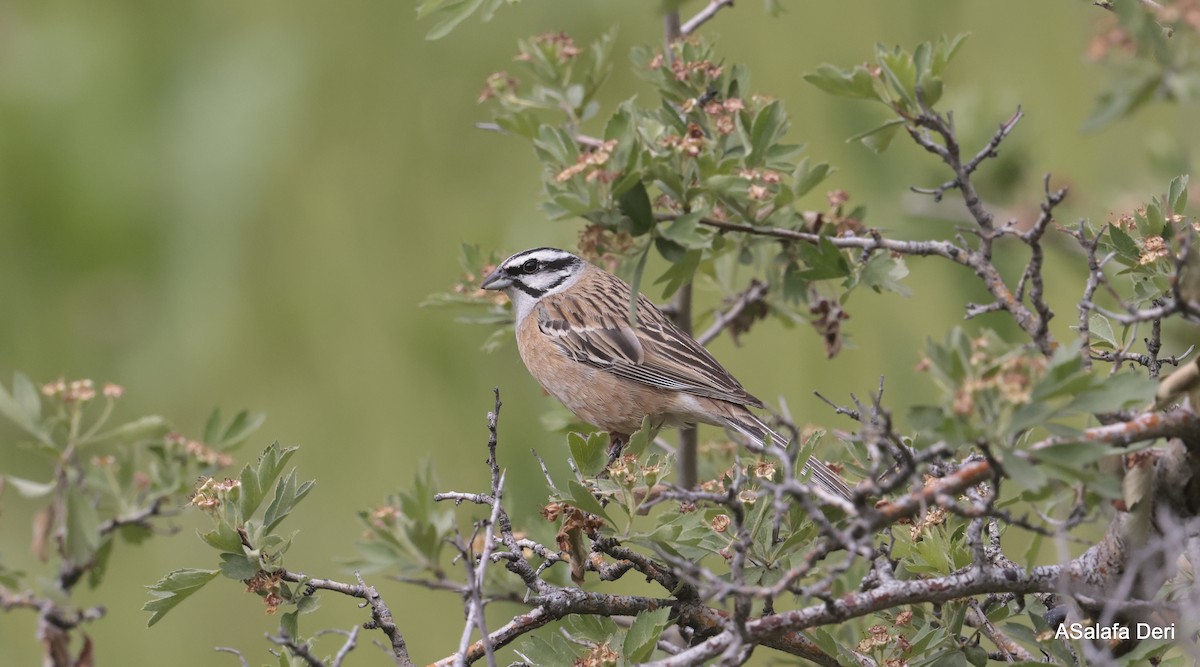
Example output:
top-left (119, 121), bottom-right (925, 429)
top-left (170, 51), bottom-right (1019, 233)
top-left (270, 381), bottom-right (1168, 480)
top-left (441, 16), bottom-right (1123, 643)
top-left (480, 267), bottom-right (510, 291)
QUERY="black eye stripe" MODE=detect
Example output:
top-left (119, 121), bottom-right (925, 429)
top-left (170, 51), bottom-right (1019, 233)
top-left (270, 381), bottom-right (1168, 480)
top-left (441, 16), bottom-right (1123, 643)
top-left (505, 254), bottom-right (578, 274)
top-left (540, 257), bottom-right (576, 272)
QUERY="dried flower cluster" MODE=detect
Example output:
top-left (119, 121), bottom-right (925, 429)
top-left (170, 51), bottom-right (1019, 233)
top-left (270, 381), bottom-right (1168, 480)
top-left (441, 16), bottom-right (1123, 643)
top-left (190, 477), bottom-right (241, 511)
top-left (244, 570), bottom-right (284, 614)
top-left (555, 139), bottom-right (620, 183)
top-left (40, 378), bottom-right (125, 403)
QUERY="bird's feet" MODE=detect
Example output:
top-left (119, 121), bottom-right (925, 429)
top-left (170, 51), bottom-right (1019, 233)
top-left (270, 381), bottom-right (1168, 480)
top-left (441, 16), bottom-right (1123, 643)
top-left (605, 433), bottom-right (627, 468)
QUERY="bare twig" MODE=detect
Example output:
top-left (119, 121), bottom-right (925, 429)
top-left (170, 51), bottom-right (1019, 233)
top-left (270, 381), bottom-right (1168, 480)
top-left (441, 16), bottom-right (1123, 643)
top-left (696, 279), bottom-right (770, 346)
top-left (214, 647), bottom-right (250, 667)
top-left (453, 397), bottom-right (505, 667)
top-left (319, 627), bottom-right (360, 667)
top-left (59, 496), bottom-right (174, 590)
top-left (271, 567), bottom-right (412, 667)
top-left (267, 631), bottom-right (324, 667)
top-left (680, 0), bottom-right (736, 36)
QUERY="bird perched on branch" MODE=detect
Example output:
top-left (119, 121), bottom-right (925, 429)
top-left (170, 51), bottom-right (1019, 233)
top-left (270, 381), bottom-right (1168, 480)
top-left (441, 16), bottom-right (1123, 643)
top-left (481, 247), bottom-right (851, 501)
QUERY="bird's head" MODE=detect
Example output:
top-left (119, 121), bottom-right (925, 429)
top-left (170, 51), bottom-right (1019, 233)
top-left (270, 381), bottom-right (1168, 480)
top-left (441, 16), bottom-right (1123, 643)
top-left (481, 247), bottom-right (586, 320)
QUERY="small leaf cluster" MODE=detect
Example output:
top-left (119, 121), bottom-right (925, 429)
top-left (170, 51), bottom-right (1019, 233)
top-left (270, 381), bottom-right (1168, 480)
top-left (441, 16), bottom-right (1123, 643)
top-left (804, 35), bottom-right (967, 152)
top-left (0, 373), bottom-right (259, 593)
top-left (349, 460), bottom-right (456, 577)
top-left (481, 30), bottom-right (615, 136)
top-left (143, 442), bottom-right (315, 633)
top-left (525, 36), bottom-right (838, 270)
top-left (548, 425), bottom-right (841, 590)
top-left (463, 32), bottom-right (919, 350)
top-left (910, 329), bottom-right (1156, 508)
top-left (1085, 1), bottom-right (1200, 130)
top-left (556, 425), bottom-right (668, 525)
top-left (1094, 175), bottom-right (1194, 311)
top-left (417, 0), bottom-right (519, 41)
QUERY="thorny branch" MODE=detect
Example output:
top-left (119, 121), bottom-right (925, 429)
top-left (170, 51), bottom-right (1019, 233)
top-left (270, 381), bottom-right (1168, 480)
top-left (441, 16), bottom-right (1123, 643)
top-left (419, 374), bottom-right (1199, 665)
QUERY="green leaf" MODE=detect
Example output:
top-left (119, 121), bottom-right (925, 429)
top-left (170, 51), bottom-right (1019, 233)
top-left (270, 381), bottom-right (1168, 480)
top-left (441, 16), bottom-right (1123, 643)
top-left (657, 213), bottom-right (711, 249)
top-left (0, 375), bottom-right (54, 446)
top-left (653, 249), bottom-right (701, 299)
top-left (1168, 175), bottom-right (1189, 215)
top-left (852, 120), bottom-right (904, 153)
top-left (6, 475), bottom-right (55, 498)
top-left (1107, 224), bottom-right (1142, 266)
top-left (1083, 67), bottom-right (1162, 131)
top-left (240, 442), bottom-right (300, 521)
top-left (1145, 201), bottom-right (1166, 232)
top-left (964, 645), bottom-right (989, 667)
top-left (565, 615), bottom-right (619, 643)
top-left (1088, 314), bottom-right (1117, 349)
top-left (1009, 399), bottom-right (1060, 435)
top-left (627, 244), bottom-right (650, 325)
top-left (263, 469), bottom-right (316, 532)
top-left (92, 416), bottom-right (170, 445)
top-left (931, 33), bottom-right (969, 75)
top-left (200, 522), bottom-right (244, 552)
top-left (623, 607), bottom-right (671, 662)
top-left (567, 480), bottom-right (610, 522)
top-left (296, 594), bottom-right (320, 615)
top-left (12, 373), bottom-right (41, 424)
top-left (747, 101), bottom-right (788, 166)
top-left (88, 536), bottom-right (114, 589)
top-left (1033, 442), bottom-right (1116, 468)
top-left (878, 46), bottom-right (919, 109)
top-left (65, 484), bottom-right (101, 565)
top-left (795, 236), bottom-right (850, 280)
top-left (603, 101), bottom-right (633, 143)
top-left (803, 64), bottom-right (879, 100)
top-left (143, 568), bottom-right (219, 627)
top-left (568, 432), bottom-right (609, 478)
top-left (220, 410), bottom-right (266, 449)
top-left (424, 0), bottom-right (486, 40)
top-left (945, 601), bottom-right (968, 636)
top-left (495, 109), bottom-right (542, 139)
top-left (1030, 341), bottom-right (1092, 403)
top-left (927, 649), bottom-right (970, 667)
top-left (857, 254), bottom-right (911, 296)
top-left (516, 633), bottom-right (584, 666)
top-left (1023, 533), bottom-right (1044, 569)
top-left (792, 158), bottom-right (832, 198)
top-left (119, 522), bottom-right (153, 545)
top-left (913, 41), bottom-right (932, 79)
top-left (1001, 454), bottom-right (1047, 492)
top-left (618, 180), bottom-right (655, 236)
top-left (203, 407), bottom-right (223, 444)
top-left (809, 628), bottom-right (841, 657)
top-left (625, 417), bottom-right (653, 457)
top-left (280, 611), bottom-right (300, 643)
top-left (1064, 372), bottom-right (1157, 414)
top-left (219, 552), bottom-right (261, 581)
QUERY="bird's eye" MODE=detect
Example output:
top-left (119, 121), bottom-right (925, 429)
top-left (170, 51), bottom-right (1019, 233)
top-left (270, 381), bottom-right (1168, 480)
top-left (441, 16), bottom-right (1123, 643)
top-left (521, 259), bottom-right (539, 273)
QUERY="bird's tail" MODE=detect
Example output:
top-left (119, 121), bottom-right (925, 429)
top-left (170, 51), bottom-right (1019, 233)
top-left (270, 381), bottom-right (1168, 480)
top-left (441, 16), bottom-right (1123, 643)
top-left (723, 412), bottom-right (853, 502)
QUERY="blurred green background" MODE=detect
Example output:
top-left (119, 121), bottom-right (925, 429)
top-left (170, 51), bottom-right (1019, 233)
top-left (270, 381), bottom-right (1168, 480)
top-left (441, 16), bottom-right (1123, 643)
top-left (0, 1), bottom-right (1195, 664)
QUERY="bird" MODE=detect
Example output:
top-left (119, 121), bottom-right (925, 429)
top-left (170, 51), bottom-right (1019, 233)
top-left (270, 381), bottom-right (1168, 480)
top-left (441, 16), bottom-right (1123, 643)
top-left (480, 247), bottom-right (852, 501)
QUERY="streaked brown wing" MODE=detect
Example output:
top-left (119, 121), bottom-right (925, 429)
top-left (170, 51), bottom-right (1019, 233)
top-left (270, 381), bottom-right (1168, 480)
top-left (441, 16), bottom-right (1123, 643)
top-left (536, 269), bottom-right (763, 408)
